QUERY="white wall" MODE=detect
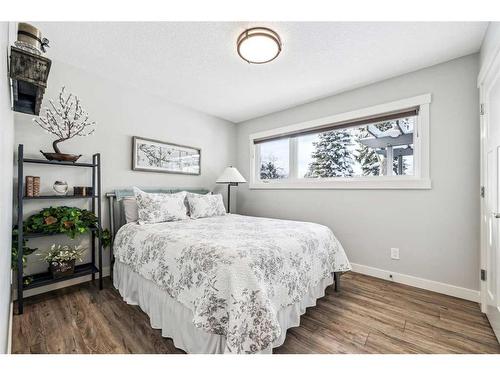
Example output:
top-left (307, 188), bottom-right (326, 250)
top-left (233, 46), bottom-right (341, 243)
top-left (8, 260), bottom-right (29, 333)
top-left (236, 54), bottom-right (480, 292)
top-left (0, 22), bottom-right (14, 353)
top-left (14, 59), bottom-right (236, 280)
top-left (480, 22), bottom-right (500, 78)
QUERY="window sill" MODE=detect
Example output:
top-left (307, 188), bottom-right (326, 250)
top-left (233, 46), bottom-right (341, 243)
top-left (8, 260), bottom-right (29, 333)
top-left (249, 177), bottom-right (432, 190)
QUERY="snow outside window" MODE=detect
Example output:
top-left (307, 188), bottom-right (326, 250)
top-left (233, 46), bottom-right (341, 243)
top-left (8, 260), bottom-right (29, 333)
top-left (295, 117), bottom-right (415, 179)
top-left (250, 95), bottom-right (431, 190)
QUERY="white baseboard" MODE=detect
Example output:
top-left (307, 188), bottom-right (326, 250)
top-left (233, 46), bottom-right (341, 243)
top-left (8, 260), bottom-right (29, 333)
top-left (350, 263), bottom-right (480, 303)
top-left (13, 266), bottom-right (111, 300)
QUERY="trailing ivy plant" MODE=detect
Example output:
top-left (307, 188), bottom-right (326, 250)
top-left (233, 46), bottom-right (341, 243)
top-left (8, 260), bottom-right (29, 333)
top-left (12, 206), bottom-right (111, 274)
top-left (11, 227), bottom-right (37, 268)
top-left (11, 228), bottom-right (36, 286)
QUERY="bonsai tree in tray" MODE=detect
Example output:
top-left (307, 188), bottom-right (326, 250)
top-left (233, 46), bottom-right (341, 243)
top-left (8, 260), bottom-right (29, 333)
top-left (33, 86), bottom-right (95, 162)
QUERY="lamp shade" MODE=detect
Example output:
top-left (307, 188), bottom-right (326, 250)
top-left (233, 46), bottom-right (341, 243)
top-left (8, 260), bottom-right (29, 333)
top-left (216, 166), bottom-right (247, 184)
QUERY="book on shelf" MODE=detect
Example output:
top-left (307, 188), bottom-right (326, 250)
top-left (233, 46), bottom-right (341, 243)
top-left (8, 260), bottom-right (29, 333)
top-left (33, 176), bottom-right (40, 196)
top-left (25, 176), bottom-right (33, 197)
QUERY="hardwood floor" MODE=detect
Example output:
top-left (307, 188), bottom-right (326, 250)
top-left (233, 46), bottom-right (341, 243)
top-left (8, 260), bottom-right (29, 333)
top-left (12, 272), bottom-right (500, 354)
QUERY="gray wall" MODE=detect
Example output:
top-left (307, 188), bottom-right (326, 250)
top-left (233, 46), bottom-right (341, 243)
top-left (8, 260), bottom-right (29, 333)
top-left (236, 54), bottom-right (480, 291)
top-left (0, 22), bottom-right (14, 353)
top-left (14, 59), bottom-right (236, 277)
top-left (480, 22), bottom-right (500, 74)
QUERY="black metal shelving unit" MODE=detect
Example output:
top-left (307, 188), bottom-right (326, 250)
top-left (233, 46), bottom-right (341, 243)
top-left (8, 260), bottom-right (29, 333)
top-left (16, 144), bottom-right (103, 314)
top-left (23, 195), bottom-right (98, 200)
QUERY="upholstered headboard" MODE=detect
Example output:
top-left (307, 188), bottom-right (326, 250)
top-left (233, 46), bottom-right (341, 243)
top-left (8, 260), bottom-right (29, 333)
top-left (105, 187), bottom-right (210, 236)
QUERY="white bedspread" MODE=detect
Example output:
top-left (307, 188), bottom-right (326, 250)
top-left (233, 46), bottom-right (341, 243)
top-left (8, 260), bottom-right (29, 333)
top-left (113, 214), bottom-right (351, 353)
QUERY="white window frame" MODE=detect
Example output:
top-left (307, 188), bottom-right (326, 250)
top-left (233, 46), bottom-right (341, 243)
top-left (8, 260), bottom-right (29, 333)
top-left (249, 94), bottom-right (432, 190)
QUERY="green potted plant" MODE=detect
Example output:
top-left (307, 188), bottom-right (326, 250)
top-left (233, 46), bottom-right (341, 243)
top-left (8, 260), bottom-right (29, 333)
top-left (39, 244), bottom-right (85, 279)
top-left (12, 206), bottom-right (111, 285)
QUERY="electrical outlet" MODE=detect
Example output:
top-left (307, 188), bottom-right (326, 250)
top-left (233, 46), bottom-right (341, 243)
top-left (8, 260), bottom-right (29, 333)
top-left (391, 248), bottom-right (400, 260)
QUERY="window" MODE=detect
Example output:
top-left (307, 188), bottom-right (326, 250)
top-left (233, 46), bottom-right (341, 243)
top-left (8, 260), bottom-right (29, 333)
top-left (259, 138), bottom-right (289, 179)
top-left (250, 94), bottom-right (431, 189)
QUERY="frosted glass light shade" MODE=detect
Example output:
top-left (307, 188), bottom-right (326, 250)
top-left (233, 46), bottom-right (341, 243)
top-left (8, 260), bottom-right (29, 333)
top-left (237, 27), bottom-right (282, 64)
top-left (216, 166), bottom-right (247, 184)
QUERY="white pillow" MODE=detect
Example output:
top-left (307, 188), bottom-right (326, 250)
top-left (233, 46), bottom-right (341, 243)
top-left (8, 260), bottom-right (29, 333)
top-left (187, 193), bottom-right (226, 219)
top-left (185, 191), bottom-right (210, 214)
top-left (133, 187), bottom-right (188, 224)
top-left (122, 191), bottom-right (207, 223)
top-left (122, 197), bottom-right (139, 223)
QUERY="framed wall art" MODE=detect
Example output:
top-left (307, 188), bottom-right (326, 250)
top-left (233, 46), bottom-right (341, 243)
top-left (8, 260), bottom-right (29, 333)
top-left (132, 136), bottom-right (201, 175)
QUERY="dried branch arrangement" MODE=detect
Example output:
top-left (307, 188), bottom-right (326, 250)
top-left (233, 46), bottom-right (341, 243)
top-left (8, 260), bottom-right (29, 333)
top-left (33, 86), bottom-right (95, 160)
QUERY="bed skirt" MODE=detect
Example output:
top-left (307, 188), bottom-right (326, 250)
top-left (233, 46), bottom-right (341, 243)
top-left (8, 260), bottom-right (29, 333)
top-left (113, 261), bottom-right (334, 354)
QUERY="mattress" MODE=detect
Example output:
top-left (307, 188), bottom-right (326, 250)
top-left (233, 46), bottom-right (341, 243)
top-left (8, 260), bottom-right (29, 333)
top-left (113, 213), bottom-right (351, 353)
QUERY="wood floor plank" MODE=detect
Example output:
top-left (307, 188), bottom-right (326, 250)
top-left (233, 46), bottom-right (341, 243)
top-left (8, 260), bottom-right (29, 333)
top-left (296, 319), bottom-right (370, 353)
top-left (38, 298), bottom-right (69, 354)
top-left (273, 330), bottom-right (318, 354)
top-left (331, 284), bottom-right (442, 326)
top-left (52, 292), bottom-right (89, 354)
top-left (317, 295), bottom-right (407, 335)
top-left (68, 286), bottom-right (120, 353)
top-left (301, 309), bottom-right (369, 346)
top-left (438, 307), bottom-right (495, 331)
top-left (403, 320), bottom-right (499, 354)
top-left (12, 301), bottom-right (46, 354)
top-left (12, 272), bottom-right (500, 354)
top-left (383, 279), bottom-right (481, 311)
top-left (364, 332), bottom-right (422, 354)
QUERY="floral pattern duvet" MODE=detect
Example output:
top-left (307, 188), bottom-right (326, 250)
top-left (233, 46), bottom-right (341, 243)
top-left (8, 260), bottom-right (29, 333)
top-left (113, 214), bottom-right (351, 353)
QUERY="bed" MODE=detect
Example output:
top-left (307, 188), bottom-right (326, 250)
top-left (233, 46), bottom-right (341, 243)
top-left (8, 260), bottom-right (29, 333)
top-left (107, 189), bottom-right (351, 354)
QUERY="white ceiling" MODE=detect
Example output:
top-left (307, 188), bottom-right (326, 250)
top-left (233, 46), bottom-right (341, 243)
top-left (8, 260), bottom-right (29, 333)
top-left (34, 22), bottom-right (488, 123)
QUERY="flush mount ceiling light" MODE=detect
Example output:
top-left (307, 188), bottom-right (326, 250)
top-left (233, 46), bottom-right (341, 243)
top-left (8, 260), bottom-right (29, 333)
top-left (237, 27), bottom-right (282, 64)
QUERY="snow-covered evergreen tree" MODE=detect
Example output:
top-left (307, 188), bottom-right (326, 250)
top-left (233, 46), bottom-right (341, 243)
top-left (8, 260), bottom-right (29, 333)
top-left (355, 128), bottom-right (381, 176)
top-left (307, 130), bottom-right (354, 178)
top-left (260, 160), bottom-right (286, 179)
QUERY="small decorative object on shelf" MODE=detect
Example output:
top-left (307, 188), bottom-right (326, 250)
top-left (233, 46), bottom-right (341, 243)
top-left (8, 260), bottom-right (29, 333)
top-left (39, 244), bottom-right (85, 279)
top-left (33, 86), bottom-right (96, 162)
top-left (73, 186), bottom-right (84, 196)
top-left (14, 23), bottom-right (50, 56)
top-left (53, 180), bottom-right (68, 195)
top-left (73, 186), bottom-right (93, 196)
top-left (33, 176), bottom-right (40, 196)
top-left (25, 176), bottom-right (34, 197)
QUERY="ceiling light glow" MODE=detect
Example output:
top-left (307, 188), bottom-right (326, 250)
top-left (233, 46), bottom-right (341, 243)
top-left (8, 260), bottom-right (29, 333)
top-left (237, 27), bottom-right (282, 64)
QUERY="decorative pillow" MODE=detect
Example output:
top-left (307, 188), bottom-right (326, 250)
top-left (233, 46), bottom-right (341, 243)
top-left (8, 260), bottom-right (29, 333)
top-left (187, 193), bottom-right (226, 219)
top-left (133, 187), bottom-right (188, 224)
top-left (122, 197), bottom-right (139, 223)
top-left (185, 191), bottom-right (211, 215)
